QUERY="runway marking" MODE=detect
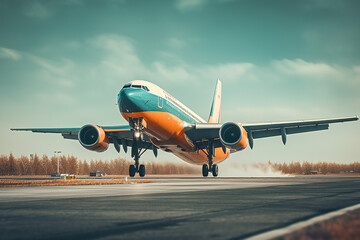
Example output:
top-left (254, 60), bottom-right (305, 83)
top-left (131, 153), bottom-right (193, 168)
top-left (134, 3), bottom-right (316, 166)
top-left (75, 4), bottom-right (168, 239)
top-left (0, 179), bottom-right (295, 203)
top-left (244, 202), bottom-right (360, 240)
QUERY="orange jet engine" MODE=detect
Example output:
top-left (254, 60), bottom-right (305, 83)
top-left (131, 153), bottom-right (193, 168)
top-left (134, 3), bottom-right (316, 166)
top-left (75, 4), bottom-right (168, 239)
top-left (78, 124), bottom-right (109, 152)
top-left (219, 122), bottom-right (248, 151)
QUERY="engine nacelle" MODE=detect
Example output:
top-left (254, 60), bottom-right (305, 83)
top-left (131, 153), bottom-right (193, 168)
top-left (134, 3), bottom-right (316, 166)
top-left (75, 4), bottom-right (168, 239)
top-left (219, 122), bottom-right (248, 151)
top-left (78, 124), bottom-right (109, 152)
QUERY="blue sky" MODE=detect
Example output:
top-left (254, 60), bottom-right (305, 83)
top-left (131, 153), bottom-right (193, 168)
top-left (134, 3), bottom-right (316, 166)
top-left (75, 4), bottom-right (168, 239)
top-left (1, 0), bottom-right (359, 165)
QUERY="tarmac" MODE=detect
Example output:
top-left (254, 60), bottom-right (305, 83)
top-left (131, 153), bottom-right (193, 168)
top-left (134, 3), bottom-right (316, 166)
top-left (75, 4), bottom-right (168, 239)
top-left (0, 176), bottom-right (359, 240)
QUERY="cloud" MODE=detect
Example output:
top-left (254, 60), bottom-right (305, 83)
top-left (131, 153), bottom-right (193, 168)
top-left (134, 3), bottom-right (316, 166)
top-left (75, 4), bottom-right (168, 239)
top-left (151, 62), bottom-right (191, 82)
top-left (4, 34), bottom-right (359, 116)
top-left (65, 41), bottom-right (81, 49)
top-left (174, 0), bottom-right (237, 11)
top-left (62, 0), bottom-right (84, 5)
top-left (88, 34), bottom-right (147, 81)
top-left (175, 0), bottom-right (208, 11)
top-left (25, 1), bottom-right (52, 18)
top-left (272, 58), bottom-right (339, 78)
top-left (91, 34), bottom-right (135, 56)
top-left (222, 105), bottom-right (328, 123)
top-left (30, 56), bottom-right (75, 75)
top-left (0, 47), bottom-right (22, 61)
top-left (167, 38), bottom-right (186, 48)
top-left (350, 66), bottom-right (360, 84)
top-left (89, 35), bottom-right (191, 83)
top-left (0, 36), bottom-right (251, 96)
top-left (303, 0), bottom-right (345, 11)
top-left (198, 63), bottom-right (254, 81)
top-left (22, 0), bottom-right (87, 19)
top-left (29, 56), bottom-right (76, 87)
top-left (4, 36), bottom-right (359, 93)
top-left (35, 92), bottom-right (76, 105)
top-left (353, 66), bottom-right (360, 74)
top-left (81, 34), bottom-right (360, 94)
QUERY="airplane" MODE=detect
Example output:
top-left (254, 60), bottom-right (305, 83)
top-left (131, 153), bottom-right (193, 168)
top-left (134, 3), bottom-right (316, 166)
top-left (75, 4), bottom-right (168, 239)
top-left (12, 80), bottom-right (359, 177)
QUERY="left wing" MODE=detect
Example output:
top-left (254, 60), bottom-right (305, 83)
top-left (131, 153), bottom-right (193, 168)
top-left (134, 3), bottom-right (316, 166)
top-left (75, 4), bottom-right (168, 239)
top-left (11, 125), bottom-right (154, 152)
top-left (11, 125), bottom-right (133, 141)
top-left (185, 116), bottom-right (359, 150)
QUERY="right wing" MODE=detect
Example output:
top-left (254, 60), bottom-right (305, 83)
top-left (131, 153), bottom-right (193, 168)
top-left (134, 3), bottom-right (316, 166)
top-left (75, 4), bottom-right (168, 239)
top-left (242, 116), bottom-right (359, 148)
top-left (185, 116), bottom-right (359, 150)
top-left (243, 116), bottom-right (359, 138)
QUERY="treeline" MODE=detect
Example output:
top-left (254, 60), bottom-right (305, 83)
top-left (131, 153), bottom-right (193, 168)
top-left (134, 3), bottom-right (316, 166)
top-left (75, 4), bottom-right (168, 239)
top-left (267, 161), bottom-right (360, 175)
top-left (1, 154), bottom-right (359, 176)
top-left (0, 153), bottom-right (198, 176)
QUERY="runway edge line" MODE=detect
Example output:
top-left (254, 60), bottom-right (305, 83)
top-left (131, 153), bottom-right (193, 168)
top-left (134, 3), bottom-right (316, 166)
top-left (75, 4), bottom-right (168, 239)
top-left (244, 202), bottom-right (360, 240)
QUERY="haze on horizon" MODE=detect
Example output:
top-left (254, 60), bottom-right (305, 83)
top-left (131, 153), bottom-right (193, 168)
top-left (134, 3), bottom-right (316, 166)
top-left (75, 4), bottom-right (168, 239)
top-left (0, 0), bottom-right (359, 166)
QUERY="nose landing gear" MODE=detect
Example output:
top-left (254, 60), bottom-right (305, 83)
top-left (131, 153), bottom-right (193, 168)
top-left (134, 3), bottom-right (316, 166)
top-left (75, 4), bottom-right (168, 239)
top-left (127, 117), bottom-right (155, 178)
top-left (129, 139), bottom-right (147, 177)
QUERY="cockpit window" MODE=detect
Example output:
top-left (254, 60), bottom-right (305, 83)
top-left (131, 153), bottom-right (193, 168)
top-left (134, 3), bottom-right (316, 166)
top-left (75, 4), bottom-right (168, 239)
top-left (123, 83), bottom-right (149, 91)
top-left (132, 85), bottom-right (142, 89)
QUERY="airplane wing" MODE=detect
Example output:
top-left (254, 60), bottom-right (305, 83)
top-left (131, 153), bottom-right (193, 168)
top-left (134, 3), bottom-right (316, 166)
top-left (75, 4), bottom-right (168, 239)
top-left (11, 125), bottom-right (154, 152)
top-left (185, 116), bottom-right (359, 150)
top-left (242, 116), bottom-right (359, 137)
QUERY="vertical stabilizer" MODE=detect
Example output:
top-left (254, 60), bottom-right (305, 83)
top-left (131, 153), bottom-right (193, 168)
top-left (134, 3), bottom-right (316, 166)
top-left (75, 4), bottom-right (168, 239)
top-left (208, 79), bottom-right (222, 123)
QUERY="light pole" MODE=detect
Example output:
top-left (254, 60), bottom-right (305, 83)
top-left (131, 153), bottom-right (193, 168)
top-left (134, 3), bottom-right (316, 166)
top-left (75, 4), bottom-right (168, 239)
top-left (54, 151), bottom-right (62, 175)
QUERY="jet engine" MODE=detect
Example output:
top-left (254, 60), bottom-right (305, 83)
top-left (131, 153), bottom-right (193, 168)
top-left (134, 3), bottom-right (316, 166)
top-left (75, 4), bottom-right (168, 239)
top-left (78, 124), bottom-right (109, 152)
top-left (219, 122), bottom-right (248, 151)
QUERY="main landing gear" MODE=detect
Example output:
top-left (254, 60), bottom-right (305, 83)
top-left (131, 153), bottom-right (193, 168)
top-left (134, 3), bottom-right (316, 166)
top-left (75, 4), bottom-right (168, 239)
top-left (199, 139), bottom-right (219, 177)
top-left (129, 163), bottom-right (145, 177)
top-left (202, 164), bottom-right (218, 177)
top-left (128, 146), bottom-right (146, 177)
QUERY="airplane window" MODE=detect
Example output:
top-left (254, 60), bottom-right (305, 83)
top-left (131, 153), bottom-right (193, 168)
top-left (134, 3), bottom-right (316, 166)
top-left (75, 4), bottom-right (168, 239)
top-left (142, 86), bottom-right (150, 91)
top-left (123, 84), bottom-right (131, 88)
top-left (132, 85), bottom-right (141, 89)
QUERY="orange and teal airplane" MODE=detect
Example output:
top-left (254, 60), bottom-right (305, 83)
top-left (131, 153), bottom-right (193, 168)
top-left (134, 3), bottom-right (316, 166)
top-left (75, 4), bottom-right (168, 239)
top-left (12, 80), bottom-right (359, 177)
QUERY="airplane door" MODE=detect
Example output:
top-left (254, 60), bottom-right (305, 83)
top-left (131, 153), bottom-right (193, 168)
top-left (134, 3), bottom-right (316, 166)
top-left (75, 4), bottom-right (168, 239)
top-left (158, 96), bottom-right (163, 109)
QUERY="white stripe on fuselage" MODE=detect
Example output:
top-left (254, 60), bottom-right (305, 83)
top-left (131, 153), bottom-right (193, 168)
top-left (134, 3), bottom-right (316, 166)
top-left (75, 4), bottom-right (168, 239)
top-left (129, 80), bottom-right (206, 123)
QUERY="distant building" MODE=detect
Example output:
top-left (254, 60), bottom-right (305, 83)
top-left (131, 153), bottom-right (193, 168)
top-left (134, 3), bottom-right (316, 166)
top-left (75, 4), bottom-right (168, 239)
top-left (90, 171), bottom-right (103, 177)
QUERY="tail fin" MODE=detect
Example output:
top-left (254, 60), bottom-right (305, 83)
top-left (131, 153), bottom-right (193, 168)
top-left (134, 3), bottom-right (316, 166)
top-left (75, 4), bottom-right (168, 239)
top-left (208, 79), bottom-right (222, 123)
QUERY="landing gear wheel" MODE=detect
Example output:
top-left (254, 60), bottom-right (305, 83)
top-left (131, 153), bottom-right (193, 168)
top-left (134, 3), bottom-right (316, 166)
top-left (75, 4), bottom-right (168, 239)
top-left (139, 164), bottom-right (146, 177)
top-left (202, 164), bottom-right (209, 177)
top-left (212, 164), bottom-right (218, 177)
top-left (129, 165), bottom-right (136, 177)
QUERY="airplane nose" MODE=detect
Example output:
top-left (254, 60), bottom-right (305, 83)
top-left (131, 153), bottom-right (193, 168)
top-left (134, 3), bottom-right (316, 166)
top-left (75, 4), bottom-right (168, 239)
top-left (118, 88), bottom-right (142, 113)
top-left (119, 88), bottom-right (131, 103)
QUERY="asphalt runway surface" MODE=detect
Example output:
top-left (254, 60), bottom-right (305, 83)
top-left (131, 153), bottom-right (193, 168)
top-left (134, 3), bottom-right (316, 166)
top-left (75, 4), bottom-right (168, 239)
top-left (0, 177), bottom-right (359, 240)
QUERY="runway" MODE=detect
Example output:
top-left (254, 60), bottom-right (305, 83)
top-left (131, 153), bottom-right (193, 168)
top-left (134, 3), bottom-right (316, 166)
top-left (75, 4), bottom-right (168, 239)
top-left (0, 177), bottom-right (359, 240)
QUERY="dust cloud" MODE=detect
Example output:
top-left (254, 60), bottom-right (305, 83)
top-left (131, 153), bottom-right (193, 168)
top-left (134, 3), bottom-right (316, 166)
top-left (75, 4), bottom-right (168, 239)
top-left (219, 162), bottom-right (293, 177)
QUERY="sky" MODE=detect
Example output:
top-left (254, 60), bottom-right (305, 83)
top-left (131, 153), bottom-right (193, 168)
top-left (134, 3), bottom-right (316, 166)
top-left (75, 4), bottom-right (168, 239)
top-left (0, 0), bottom-right (359, 166)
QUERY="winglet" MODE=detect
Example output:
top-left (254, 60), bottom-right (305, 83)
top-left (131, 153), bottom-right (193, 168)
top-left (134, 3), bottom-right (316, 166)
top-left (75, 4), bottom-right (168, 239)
top-left (208, 79), bottom-right (222, 123)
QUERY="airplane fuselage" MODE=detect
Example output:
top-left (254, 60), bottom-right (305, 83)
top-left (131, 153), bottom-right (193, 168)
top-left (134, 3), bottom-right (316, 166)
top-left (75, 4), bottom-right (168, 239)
top-left (118, 80), bottom-right (230, 165)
